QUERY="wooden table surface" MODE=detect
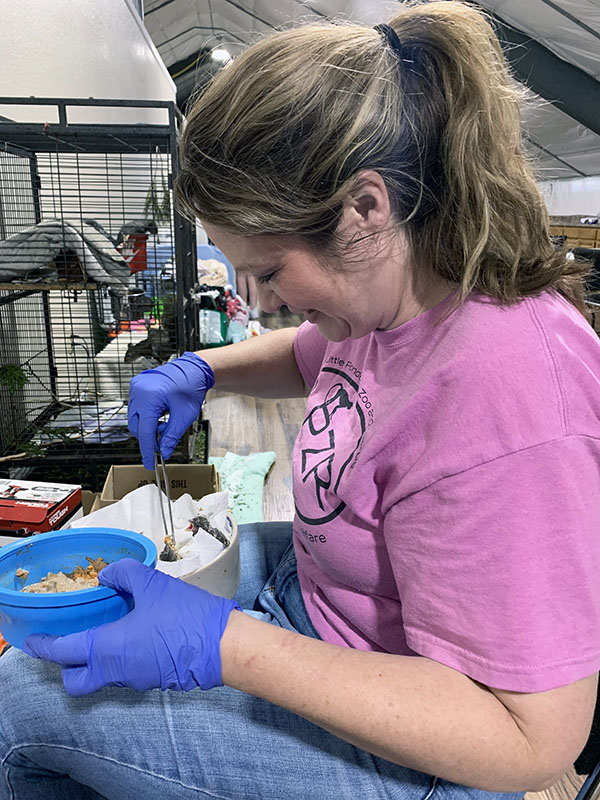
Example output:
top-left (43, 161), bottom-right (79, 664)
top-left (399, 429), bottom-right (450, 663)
top-left (203, 308), bottom-right (305, 523)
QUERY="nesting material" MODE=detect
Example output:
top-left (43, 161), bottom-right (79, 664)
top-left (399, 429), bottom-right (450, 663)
top-left (72, 484), bottom-right (231, 578)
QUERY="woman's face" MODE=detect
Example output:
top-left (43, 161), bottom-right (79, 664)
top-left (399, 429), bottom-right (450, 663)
top-left (202, 222), bottom-right (440, 342)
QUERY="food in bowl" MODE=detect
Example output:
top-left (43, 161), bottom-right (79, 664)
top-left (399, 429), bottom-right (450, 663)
top-left (0, 527), bottom-right (157, 650)
top-left (20, 556), bottom-right (110, 593)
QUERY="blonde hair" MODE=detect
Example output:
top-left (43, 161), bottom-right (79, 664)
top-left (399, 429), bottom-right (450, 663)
top-left (177, 0), bottom-right (587, 312)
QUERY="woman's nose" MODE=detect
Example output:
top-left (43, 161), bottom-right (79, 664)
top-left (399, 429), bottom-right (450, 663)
top-left (257, 285), bottom-right (281, 314)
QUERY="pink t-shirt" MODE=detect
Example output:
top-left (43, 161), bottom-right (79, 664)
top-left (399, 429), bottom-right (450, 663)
top-left (292, 291), bottom-right (600, 692)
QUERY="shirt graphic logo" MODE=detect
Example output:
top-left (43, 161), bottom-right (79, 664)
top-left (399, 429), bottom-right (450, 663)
top-left (295, 367), bottom-right (366, 526)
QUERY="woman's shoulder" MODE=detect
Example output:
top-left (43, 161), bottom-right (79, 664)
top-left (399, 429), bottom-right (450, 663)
top-left (446, 289), bottom-right (593, 348)
top-left (442, 291), bottom-right (599, 433)
top-left (375, 291), bottom-right (600, 477)
top-left (450, 292), bottom-right (600, 411)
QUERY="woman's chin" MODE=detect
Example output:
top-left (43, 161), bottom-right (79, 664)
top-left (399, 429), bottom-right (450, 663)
top-left (314, 315), bottom-right (352, 342)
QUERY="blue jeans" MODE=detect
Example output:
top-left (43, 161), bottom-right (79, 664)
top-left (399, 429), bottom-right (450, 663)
top-left (0, 523), bottom-right (524, 800)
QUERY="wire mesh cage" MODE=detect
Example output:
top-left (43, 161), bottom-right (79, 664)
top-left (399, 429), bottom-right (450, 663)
top-left (0, 98), bottom-right (197, 489)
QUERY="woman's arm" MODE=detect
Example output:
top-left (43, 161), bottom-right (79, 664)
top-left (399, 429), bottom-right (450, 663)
top-left (220, 610), bottom-right (597, 793)
top-left (196, 326), bottom-right (306, 398)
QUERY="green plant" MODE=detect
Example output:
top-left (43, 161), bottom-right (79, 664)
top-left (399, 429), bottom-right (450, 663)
top-left (192, 426), bottom-right (207, 464)
top-left (38, 426), bottom-right (78, 443)
top-left (0, 364), bottom-right (29, 394)
top-left (143, 180), bottom-right (161, 221)
top-left (19, 441), bottom-right (45, 457)
top-left (143, 178), bottom-right (171, 224)
top-left (161, 174), bottom-right (171, 221)
top-left (143, 152), bottom-right (171, 224)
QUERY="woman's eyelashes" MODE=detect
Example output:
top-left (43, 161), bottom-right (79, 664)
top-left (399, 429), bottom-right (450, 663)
top-left (257, 270), bottom-right (277, 285)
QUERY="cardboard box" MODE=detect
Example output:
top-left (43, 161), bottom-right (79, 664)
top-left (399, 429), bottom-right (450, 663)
top-left (81, 490), bottom-right (99, 516)
top-left (0, 478), bottom-right (83, 546)
top-left (99, 464), bottom-right (220, 508)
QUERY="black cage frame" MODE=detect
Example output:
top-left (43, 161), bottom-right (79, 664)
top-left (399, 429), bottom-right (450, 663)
top-left (0, 98), bottom-right (198, 488)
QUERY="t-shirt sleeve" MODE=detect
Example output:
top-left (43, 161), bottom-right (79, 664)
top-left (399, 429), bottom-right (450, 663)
top-left (293, 321), bottom-right (329, 389)
top-left (383, 435), bottom-right (600, 692)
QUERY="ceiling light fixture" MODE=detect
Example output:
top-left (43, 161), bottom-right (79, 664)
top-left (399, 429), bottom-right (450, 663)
top-left (211, 48), bottom-right (232, 64)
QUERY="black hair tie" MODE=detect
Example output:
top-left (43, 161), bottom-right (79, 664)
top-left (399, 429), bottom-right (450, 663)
top-left (374, 23), bottom-right (403, 61)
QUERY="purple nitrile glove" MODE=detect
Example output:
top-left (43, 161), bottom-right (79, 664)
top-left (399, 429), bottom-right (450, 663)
top-left (23, 559), bottom-right (240, 697)
top-left (128, 352), bottom-right (215, 469)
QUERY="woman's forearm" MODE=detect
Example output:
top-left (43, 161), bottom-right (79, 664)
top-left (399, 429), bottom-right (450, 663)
top-left (220, 611), bottom-right (580, 793)
top-left (196, 327), bottom-right (306, 398)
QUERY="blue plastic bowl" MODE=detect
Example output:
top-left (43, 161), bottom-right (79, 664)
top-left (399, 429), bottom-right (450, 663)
top-left (0, 527), bottom-right (157, 650)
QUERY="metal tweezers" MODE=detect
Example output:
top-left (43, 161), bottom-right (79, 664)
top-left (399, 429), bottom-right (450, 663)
top-left (155, 445), bottom-right (179, 562)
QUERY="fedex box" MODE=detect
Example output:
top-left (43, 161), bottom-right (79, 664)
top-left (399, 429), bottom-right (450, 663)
top-left (0, 479), bottom-right (83, 546)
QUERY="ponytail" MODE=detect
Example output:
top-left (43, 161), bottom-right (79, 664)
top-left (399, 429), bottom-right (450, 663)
top-left (384, 2), bottom-right (587, 311)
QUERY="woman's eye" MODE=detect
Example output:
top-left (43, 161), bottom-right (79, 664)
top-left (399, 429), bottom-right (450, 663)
top-left (257, 271), bottom-right (276, 285)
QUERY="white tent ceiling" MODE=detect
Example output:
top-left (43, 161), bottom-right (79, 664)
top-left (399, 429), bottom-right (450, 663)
top-left (142, 0), bottom-right (600, 180)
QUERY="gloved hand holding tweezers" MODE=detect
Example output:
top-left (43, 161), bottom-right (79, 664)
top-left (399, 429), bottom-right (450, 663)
top-left (128, 352), bottom-right (215, 470)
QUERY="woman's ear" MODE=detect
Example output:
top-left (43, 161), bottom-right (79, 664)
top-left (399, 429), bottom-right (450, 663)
top-left (336, 170), bottom-right (392, 238)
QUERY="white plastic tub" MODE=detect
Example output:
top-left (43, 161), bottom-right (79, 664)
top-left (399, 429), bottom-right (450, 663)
top-left (180, 514), bottom-right (240, 599)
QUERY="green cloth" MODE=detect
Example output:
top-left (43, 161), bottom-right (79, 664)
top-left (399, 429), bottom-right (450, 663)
top-left (209, 451), bottom-right (276, 524)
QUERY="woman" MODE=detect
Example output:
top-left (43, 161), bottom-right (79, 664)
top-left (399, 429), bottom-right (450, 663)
top-left (2, 3), bottom-right (600, 798)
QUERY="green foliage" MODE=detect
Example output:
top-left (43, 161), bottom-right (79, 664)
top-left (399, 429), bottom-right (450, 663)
top-left (143, 175), bottom-right (171, 225)
top-left (161, 174), bottom-right (171, 221)
top-left (143, 181), bottom-right (161, 221)
top-left (0, 364), bottom-right (29, 394)
top-left (19, 441), bottom-right (44, 457)
top-left (191, 427), bottom-right (207, 464)
top-left (38, 426), bottom-right (78, 443)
